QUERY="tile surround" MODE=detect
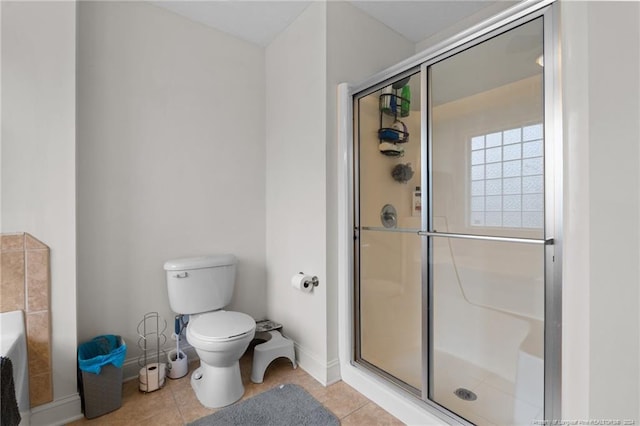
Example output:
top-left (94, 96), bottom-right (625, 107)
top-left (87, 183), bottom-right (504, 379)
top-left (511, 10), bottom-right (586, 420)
top-left (26, 249), bottom-right (49, 312)
top-left (0, 233), bottom-right (53, 407)
top-left (2, 233), bottom-right (25, 251)
top-left (26, 311), bottom-right (51, 372)
top-left (0, 250), bottom-right (25, 312)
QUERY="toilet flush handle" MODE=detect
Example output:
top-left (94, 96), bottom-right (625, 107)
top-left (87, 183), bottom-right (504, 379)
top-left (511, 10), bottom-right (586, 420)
top-left (174, 272), bottom-right (189, 278)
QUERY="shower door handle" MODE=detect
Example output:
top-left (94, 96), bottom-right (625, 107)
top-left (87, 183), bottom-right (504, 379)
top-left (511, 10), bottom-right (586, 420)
top-left (417, 230), bottom-right (553, 245)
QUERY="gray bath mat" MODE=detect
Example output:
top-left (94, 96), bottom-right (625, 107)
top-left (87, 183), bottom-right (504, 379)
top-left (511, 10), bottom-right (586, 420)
top-left (188, 383), bottom-right (340, 426)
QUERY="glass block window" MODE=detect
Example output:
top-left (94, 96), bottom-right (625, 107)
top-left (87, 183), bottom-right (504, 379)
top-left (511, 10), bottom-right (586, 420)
top-left (469, 124), bottom-right (544, 229)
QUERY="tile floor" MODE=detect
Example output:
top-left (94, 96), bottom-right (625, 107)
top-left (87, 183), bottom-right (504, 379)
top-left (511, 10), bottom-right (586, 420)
top-left (68, 348), bottom-right (405, 426)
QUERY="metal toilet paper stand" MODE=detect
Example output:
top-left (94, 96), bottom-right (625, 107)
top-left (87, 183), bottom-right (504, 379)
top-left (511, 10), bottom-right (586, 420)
top-left (137, 312), bottom-right (167, 392)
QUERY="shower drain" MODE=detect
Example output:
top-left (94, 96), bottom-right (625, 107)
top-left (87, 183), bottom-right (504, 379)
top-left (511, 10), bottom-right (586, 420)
top-left (454, 388), bottom-right (477, 401)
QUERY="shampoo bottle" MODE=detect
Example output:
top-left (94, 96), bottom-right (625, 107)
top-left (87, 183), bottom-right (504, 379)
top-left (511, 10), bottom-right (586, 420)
top-left (413, 186), bottom-right (421, 217)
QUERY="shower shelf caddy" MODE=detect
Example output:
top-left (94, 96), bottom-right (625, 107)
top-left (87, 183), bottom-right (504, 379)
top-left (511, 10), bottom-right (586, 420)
top-left (378, 87), bottom-right (411, 156)
top-left (137, 311), bottom-right (168, 393)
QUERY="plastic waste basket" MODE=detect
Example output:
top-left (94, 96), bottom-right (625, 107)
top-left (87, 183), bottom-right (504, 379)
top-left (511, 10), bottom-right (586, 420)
top-left (78, 335), bottom-right (127, 419)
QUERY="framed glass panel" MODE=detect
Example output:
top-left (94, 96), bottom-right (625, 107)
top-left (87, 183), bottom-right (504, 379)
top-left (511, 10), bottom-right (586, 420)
top-left (429, 17), bottom-right (546, 426)
top-left (431, 237), bottom-right (544, 425)
top-left (354, 70), bottom-right (423, 394)
top-left (431, 18), bottom-right (544, 240)
top-left (358, 229), bottom-right (422, 390)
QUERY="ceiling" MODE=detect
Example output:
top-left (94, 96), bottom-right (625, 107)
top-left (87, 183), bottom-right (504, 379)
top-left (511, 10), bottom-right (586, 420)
top-left (150, 1), bottom-right (312, 47)
top-left (151, 1), bottom-right (508, 47)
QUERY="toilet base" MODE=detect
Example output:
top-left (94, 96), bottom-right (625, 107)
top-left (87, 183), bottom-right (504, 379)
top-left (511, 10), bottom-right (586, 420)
top-left (191, 362), bottom-right (244, 408)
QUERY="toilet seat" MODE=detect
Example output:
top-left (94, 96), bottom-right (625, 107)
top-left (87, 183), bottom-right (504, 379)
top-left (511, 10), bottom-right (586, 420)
top-left (188, 310), bottom-right (255, 343)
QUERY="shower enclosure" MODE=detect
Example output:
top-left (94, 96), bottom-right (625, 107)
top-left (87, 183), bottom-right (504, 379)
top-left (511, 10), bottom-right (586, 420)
top-left (351, 5), bottom-right (560, 425)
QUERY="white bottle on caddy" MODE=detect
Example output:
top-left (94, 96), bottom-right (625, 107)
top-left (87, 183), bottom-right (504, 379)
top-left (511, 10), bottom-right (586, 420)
top-left (412, 186), bottom-right (421, 217)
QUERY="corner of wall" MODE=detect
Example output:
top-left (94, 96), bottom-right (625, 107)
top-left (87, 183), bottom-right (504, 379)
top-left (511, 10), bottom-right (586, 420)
top-left (265, 0), bottom-right (329, 373)
top-left (559, 1), bottom-right (591, 419)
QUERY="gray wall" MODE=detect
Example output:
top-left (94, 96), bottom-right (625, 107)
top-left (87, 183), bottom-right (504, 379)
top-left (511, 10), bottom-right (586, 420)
top-left (76, 1), bottom-right (267, 361)
top-left (561, 1), bottom-right (640, 420)
top-left (1, 1), bottom-right (78, 414)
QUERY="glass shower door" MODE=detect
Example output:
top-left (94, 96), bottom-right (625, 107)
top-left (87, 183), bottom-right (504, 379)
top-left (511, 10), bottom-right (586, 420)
top-left (427, 18), bottom-right (547, 425)
top-left (352, 10), bottom-right (558, 424)
top-left (355, 71), bottom-right (423, 392)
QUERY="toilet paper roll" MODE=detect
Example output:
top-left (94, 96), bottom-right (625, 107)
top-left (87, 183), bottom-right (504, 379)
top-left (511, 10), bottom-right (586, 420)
top-left (139, 362), bottom-right (166, 392)
top-left (291, 273), bottom-right (313, 293)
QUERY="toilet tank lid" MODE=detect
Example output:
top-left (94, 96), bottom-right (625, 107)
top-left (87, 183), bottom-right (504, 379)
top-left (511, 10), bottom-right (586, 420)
top-left (164, 255), bottom-right (236, 271)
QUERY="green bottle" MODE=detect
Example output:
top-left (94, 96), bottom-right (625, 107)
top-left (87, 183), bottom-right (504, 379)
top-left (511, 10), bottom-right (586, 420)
top-left (401, 85), bottom-right (411, 117)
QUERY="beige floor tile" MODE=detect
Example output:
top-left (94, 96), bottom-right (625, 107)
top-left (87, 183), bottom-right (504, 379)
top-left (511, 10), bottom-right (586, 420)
top-left (171, 381), bottom-right (199, 408)
top-left (318, 380), bottom-right (371, 418)
top-left (137, 408), bottom-right (184, 426)
top-left (66, 414), bottom-right (109, 425)
top-left (108, 385), bottom-right (177, 424)
top-left (287, 370), bottom-right (331, 399)
top-left (175, 395), bottom-right (217, 424)
top-left (342, 402), bottom-right (406, 426)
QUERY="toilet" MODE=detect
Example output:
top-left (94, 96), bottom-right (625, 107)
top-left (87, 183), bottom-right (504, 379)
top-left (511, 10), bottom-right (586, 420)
top-left (164, 254), bottom-right (256, 408)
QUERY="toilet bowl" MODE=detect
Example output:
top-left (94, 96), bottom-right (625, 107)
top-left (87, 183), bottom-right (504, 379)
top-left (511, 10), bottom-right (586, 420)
top-left (187, 311), bottom-right (256, 407)
top-left (164, 255), bottom-right (256, 408)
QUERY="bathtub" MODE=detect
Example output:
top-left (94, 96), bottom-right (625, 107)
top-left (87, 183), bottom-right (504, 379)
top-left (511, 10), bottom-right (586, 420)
top-left (1, 310), bottom-right (31, 425)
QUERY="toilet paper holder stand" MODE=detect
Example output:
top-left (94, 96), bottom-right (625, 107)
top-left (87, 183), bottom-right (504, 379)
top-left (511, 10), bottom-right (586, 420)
top-left (137, 312), bottom-right (168, 392)
top-left (299, 272), bottom-right (319, 289)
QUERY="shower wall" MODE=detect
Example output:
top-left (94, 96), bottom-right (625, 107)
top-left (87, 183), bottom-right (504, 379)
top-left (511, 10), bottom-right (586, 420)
top-left (359, 93), bottom-right (422, 229)
top-left (432, 75), bottom-right (543, 235)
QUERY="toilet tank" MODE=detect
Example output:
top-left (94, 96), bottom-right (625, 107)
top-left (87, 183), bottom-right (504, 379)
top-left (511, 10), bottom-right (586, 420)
top-left (164, 254), bottom-right (237, 314)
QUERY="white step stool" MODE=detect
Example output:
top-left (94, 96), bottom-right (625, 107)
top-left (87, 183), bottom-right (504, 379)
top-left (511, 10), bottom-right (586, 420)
top-left (251, 330), bottom-right (296, 384)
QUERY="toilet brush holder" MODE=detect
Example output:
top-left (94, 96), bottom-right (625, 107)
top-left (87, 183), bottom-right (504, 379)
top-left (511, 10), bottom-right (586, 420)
top-left (167, 349), bottom-right (188, 379)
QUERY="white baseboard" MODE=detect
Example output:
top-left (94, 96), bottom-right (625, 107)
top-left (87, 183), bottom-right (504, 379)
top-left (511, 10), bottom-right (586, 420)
top-left (29, 393), bottom-right (82, 426)
top-left (293, 342), bottom-right (342, 387)
top-left (326, 357), bottom-right (341, 385)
